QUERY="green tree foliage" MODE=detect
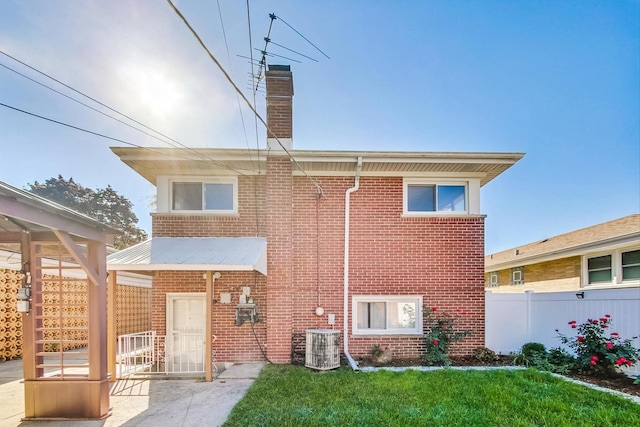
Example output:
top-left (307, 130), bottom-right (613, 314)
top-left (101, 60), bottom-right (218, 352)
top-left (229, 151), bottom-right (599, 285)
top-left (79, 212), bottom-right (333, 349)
top-left (27, 175), bottom-right (148, 249)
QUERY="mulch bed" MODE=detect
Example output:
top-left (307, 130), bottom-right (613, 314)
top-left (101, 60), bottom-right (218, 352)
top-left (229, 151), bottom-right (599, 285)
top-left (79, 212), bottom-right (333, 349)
top-left (356, 355), bottom-right (640, 398)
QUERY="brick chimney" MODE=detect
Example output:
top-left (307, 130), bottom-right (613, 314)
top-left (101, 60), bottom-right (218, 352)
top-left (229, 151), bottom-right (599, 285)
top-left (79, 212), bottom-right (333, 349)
top-left (265, 64), bottom-right (293, 151)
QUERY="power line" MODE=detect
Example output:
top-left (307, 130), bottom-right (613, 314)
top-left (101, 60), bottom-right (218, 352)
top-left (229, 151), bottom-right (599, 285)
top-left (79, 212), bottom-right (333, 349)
top-left (167, 0), bottom-right (324, 196)
top-left (0, 61), bottom-right (177, 147)
top-left (0, 50), bottom-right (252, 175)
top-left (0, 101), bottom-right (254, 175)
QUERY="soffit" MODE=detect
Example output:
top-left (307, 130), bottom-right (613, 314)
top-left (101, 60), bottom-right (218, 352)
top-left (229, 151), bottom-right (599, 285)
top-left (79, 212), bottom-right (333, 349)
top-left (110, 147), bottom-right (524, 187)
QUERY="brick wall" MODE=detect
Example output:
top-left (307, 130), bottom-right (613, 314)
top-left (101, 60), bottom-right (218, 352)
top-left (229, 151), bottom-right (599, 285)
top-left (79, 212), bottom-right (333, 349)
top-left (486, 256), bottom-right (582, 293)
top-left (265, 156), bottom-right (294, 363)
top-left (150, 270), bottom-right (268, 362)
top-left (152, 176), bottom-right (266, 237)
top-left (150, 174), bottom-right (486, 363)
top-left (290, 176), bottom-right (485, 360)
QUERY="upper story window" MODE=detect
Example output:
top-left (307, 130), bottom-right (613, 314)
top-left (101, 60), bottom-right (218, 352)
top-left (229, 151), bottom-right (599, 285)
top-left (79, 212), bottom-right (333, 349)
top-left (171, 178), bottom-right (237, 213)
top-left (403, 179), bottom-right (467, 215)
top-left (584, 248), bottom-right (640, 286)
top-left (353, 295), bottom-right (423, 335)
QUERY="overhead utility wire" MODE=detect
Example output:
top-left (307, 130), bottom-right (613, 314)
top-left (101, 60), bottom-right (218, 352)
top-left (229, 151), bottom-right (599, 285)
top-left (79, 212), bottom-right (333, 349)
top-left (0, 101), bottom-right (233, 165)
top-left (0, 61), bottom-right (178, 147)
top-left (167, 0), bottom-right (324, 196)
top-left (0, 50), bottom-right (251, 175)
top-left (216, 0), bottom-right (254, 165)
top-left (271, 14), bottom-right (330, 60)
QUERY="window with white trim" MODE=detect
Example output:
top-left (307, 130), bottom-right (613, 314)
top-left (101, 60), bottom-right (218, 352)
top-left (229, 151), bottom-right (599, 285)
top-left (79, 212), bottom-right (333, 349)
top-left (487, 272), bottom-right (499, 288)
top-left (403, 180), bottom-right (467, 214)
top-left (171, 178), bottom-right (237, 213)
top-left (584, 248), bottom-right (640, 286)
top-left (352, 296), bottom-right (422, 335)
top-left (510, 267), bottom-right (524, 285)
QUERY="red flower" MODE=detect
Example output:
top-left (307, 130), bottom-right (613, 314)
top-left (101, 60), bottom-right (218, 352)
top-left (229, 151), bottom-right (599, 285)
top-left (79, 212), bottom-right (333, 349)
top-left (605, 314), bottom-right (611, 318)
top-left (432, 307), bottom-right (437, 312)
top-left (571, 325), bottom-right (577, 329)
top-left (611, 332), bottom-right (619, 336)
top-left (592, 320), bottom-right (599, 324)
top-left (590, 360), bottom-right (596, 365)
top-left (601, 325), bottom-right (608, 329)
top-left (605, 342), bottom-right (613, 349)
top-left (442, 325), bottom-right (447, 330)
top-left (433, 340), bottom-right (439, 346)
top-left (568, 320), bottom-right (576, 325)
top-left (627, 360), bottom-right (633, 366)
top-left (591, 355), bottom-right (598, 361)
top-left (577, 336), bottom-right (584, 342)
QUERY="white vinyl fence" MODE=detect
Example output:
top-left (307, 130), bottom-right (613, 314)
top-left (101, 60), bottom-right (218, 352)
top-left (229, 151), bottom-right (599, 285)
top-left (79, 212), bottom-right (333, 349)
top-left (486, 287), bottom-right (640, 376)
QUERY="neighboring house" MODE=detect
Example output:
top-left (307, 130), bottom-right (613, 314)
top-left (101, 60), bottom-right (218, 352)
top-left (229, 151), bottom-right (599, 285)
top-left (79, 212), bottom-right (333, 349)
top-left (485, 214), bottom-right (640, 293)
top-left (108, 64), bottom-right (523, 365)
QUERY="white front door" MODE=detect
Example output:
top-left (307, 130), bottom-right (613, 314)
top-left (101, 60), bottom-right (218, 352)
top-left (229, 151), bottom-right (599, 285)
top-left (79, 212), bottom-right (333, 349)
top-left (166, 293), bottom-right (206, 373)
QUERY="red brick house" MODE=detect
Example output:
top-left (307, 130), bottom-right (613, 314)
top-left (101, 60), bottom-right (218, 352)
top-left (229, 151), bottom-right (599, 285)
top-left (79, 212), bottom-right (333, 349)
top-left (108, 65), bottom-right (523, 369)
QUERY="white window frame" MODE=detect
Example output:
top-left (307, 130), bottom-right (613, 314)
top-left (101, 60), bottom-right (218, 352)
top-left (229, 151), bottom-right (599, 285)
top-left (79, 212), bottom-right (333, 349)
top-left (582, 247), bottom-right (640, 287)
top-left (487, 272), bottom-right (499, 288)
top-left (352, 295), bottom-right (423, 336)
top-left (402, 178), bottom-right (470, 216)
top-left (510, 267), bottom-right (524, 286)
top-left (169, 177), bottom-right (238, 214)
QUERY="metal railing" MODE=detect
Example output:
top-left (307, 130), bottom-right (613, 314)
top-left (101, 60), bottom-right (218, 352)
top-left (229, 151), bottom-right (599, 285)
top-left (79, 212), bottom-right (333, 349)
top-left (117, 331), bottom-right (217, 378)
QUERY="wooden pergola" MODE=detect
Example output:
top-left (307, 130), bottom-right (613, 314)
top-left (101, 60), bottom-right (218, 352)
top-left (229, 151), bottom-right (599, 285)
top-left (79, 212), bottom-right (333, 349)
top-left (0, 181), bottom-right (117, 420)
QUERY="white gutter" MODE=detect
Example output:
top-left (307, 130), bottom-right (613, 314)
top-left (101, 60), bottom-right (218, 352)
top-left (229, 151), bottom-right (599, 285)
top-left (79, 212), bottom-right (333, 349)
top-left (343, 156), bottom-right (362, 371)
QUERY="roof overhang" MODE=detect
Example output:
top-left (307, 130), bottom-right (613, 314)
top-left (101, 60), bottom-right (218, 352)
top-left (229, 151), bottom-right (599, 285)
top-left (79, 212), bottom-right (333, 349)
top-left (110, 147), bottom-right (524, 187)
top-left (486, 232), bottom-right (640, 271)
top-left (107, 237), bottom-right (267, 275)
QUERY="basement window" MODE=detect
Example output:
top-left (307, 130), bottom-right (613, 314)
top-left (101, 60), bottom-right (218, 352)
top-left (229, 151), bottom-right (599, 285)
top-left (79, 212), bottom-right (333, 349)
top-left (171, 178), bottom-right (237, 213)
top-left (352, 296), bottom-right (422, 335)
top-left (510, 267), bottom-right (524, 286)
top-left (404, 180), bottom-right (467, 214)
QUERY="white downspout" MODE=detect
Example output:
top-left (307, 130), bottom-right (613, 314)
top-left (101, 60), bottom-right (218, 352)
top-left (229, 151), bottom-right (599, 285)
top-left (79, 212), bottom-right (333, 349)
top-left (344, 156), bottom-right (362, 371)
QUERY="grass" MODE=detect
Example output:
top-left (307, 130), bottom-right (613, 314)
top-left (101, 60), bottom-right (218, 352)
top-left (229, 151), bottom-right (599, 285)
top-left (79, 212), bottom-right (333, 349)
top-left (223, 365), bottom-right (640, 427)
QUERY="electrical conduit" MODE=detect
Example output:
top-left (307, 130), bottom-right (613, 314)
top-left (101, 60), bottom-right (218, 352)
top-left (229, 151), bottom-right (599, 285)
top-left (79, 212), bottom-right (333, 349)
top-left (343, 156), bottom-right (362, 371)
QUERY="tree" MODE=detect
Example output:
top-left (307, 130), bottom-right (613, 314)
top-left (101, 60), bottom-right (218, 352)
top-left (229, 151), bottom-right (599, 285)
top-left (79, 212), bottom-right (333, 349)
top-left (27, 175), bottom-right (148, 249)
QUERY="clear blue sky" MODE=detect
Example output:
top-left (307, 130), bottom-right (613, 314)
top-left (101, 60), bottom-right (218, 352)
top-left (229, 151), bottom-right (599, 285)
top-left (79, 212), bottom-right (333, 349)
top-left (1, 0), bottom-right (638, 254)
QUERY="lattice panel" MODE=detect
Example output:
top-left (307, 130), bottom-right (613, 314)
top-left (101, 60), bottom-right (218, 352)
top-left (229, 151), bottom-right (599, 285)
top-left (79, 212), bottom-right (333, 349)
top-left (0, 269), bottom-right (23, 361)
top-left (41, 275), bottom-right (88, 352)
top-left (114, 284), bottom-right (151, 336)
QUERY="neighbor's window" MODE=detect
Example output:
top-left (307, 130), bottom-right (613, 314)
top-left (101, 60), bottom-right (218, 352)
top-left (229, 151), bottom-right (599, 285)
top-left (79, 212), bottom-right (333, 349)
top-left (171, 179), bottom-right (236, 213)
top-left (584, 248), bottom-right (640, 286)
top-left (353, 296), bottom-right (422, 335)
top-left (487, 272), bottom-right (499, 288)
top-left (510, 267), bottom-right (524, 285)
top-left (587, 255), bottom-right (612, 284)
top-left (405, 182), bottom-right (466, 213)
top-left (622, 250), bottom-right (640, 281)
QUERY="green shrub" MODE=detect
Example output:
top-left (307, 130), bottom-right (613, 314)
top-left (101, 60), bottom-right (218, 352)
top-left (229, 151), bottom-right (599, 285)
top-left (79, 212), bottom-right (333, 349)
top-left (423, 307), bottom-right (472, 366)
top-left (557, 315), bottom-right (640, 378)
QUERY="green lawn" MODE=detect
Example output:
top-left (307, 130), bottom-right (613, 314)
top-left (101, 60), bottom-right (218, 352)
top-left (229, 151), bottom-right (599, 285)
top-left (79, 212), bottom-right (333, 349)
top-left (223, 365), bottom-right (640, 427)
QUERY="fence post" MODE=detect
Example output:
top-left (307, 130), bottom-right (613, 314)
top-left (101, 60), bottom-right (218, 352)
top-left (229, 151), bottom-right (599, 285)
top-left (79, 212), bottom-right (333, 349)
top-left (525, 290), bottom-right (533, 344)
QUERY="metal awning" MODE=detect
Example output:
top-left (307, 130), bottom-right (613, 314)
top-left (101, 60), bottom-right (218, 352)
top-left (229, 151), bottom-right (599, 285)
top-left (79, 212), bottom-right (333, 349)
top-left (107, 237), bottom-right (267, 275)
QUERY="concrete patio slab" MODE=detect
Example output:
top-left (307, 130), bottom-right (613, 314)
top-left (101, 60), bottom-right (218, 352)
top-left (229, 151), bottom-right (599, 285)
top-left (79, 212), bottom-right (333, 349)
top-left (0, 360), bottom-right (265, 427)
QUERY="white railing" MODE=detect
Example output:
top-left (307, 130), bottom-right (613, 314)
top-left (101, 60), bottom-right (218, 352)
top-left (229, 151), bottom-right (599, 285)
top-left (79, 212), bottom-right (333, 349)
top-left (117, 331), bottom-right (217, 378)
top-left (486, 287), bottom-right (640, 376)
